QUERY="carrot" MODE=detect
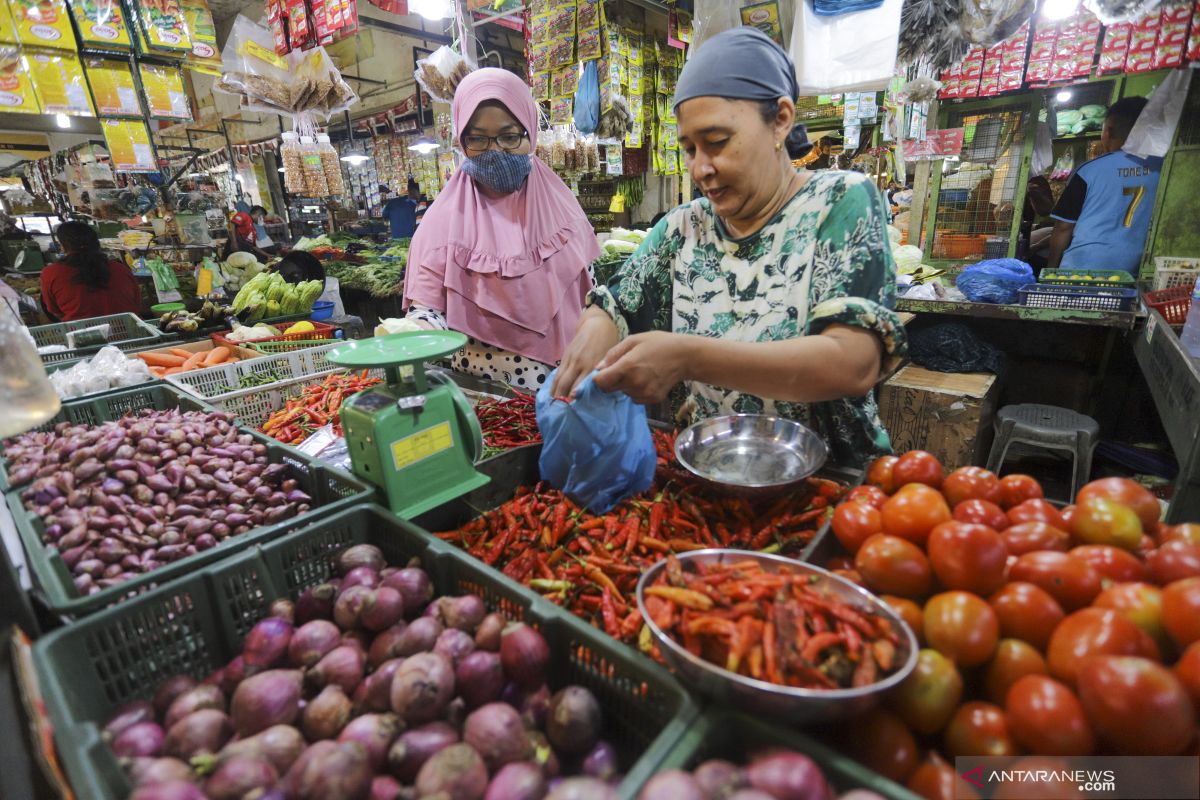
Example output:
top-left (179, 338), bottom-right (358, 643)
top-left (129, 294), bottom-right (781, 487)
top-left (203, 346), bottom-right (231, 366)
top-left (181, 351), bottom-right (208, 370)
top-left (169, 348), bottom-right (194, 358)
top-left (163, 367), bottom-right (184, 375)
top-left (148, 366), bottom-right (167, 377)
top-left (137, 352), bottom-right (186, 367)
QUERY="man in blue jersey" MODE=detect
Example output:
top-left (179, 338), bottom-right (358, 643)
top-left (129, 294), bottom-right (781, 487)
top-left (1047, 96), bottom-right (1161, 275)
top-left (381, 179), bottom-right (420, 240)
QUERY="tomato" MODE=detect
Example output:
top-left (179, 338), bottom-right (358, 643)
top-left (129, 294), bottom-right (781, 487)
top-left (892, 450), bottom-right (945, 489)
top-left (942, 466), bottom-right (1001, 507)
top-left (906, 751), bottom-right (980, 800)
top-left (1147, 541), bottom-right (1200, 585)
top-left (826, 556), bottom-right (855, 571)
top-left (845, 485), bottom-right (889, 510)
top-left (1047, 607), bottom-right (1161, 686)
top-left (880, 484), bottom-right (951, 546)
top-left (1174, 642), bottom-right (1200, 713)
top-left (991, 757), bottom-right (1085, 800)
top-left (988, 581), bottom-right (1065, 650)
top-left (984, 638), bottom-right (1049, 705)
top-left (1136, 534), bottom-right (1158, 559)
top-left (953, 498), bottom-right (1010, 531)
top-left (1162, 577), bottom-right (1200, 649)
top-left (1070, 496), bottom-right (1143, 551)
top-left (867, 455), bottom-right (899, 493)
top-left (1009, 551), bottom-right (1102, 610)
top-left (1005, 675), bottom-right (1096, 755)
top-left (924, 591), bottom-right (1000, 667)
top-left (927, 521), bottom-right (1008, 596)
top-left (1001, 521), bottom-right (1071, 555)
top-left (1094, 582), bottom-right (1171, 656)
top-left (998, 474), bottom-right (1044, 509)
top-left (836, 707), bottom-right (920, 784)
top-left (887, 648), bottom-right (963, 735)
top-left (1059, 504), bottom-right (1077, 530)
top-left (881, 595), bottom-right (925, 646)
top-left (831, 501), bottom-right (883, 555)
top-left (1007, 498), bottom-right (1066, 530)
top-left (831, 568), bottom-right (865, 586)
top-left (1069, 544), bottom-right (1147, 584)
top-left (1161, 523), bottom-right (1200, 547)
top-left (1076, 477), bottom-right (1161, 531)
top-left (1077, 655), bottom-right (1195, 755)
top-left (943, 701), bottom-right (1019, 757)
top-left (855, 534), bottom-right (933, 599)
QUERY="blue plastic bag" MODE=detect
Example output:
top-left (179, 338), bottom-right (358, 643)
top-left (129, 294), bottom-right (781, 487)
top-left (535, 369), bottom-right (656, 514)
top-left (955, 258), bottom-right (1035, 305)
top-left (574, 61), bottom-right (600, 135)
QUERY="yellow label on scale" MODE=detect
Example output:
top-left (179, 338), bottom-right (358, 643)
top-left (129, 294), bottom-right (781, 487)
top-left (391, 422), bottom-right (453, 471)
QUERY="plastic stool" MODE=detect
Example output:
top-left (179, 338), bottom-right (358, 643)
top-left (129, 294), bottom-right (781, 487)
top-left (985, 404), bottom-right (1100, 499)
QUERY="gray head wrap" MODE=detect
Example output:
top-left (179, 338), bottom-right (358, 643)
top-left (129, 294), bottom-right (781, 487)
top-left (673, 27), bottom-right (799, 111)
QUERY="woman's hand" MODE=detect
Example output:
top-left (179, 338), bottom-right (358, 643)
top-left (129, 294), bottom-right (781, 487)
top-left (592, 331), bottom-right (693, 404)
top-left (551, 307), bottom-right (619, 397)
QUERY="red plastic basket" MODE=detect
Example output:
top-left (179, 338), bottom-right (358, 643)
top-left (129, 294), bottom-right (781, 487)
top-left (1144, 286), bottom-right (1192, 327)
top-left (210, 321), bottom-right (337, 350)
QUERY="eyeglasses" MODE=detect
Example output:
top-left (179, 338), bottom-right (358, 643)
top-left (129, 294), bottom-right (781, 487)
top-left (462, 131), bottom-right (528, 152)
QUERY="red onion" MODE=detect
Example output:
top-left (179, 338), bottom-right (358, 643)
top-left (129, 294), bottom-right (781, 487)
top-left (305, 645), bottom-right (365, 694)
top-left (194, 724), bottom-right (305, 776)
top-left (693, 759), bottom-right (746, 797)
top-left (288, 620), bottom-right (342, 668)
top-left (438, 595), bottom-right (486, 632)
top-left (341, 566), bottom-right (381, 591)
top-left (746, 752), bottom-right (832, 800)
top-left (124, 757), bottom-right (195, 787)
top-left (129, 780), bottom-right (207, 800)
top-left (455, 651), bottom-right (505, 710)
top-left (367, 624), bottom-right (408, 670)
top-left (390, 652), bottom-right (455, 725)
top-left (164, 709), bottom-right (234, 760)
top-left (395, 616), bottom-right (443, 656)
top-left (581, 740), bottom-right (618, 781)
top-left (474, 613), bottom-right (506, 651)
top-left (303, 684), bottom-right (353, 741)
top-left (230, 669), bottom-right (303, 737)
top-left (243, 617), bottom-right (293, 670)
top-left (269, 598), bottom-right (295, 623)
top-left (337, 544), bottom-right (386, 576)
top-left (335, 585), bottom-right (373, 629)
top-left (528, 731), bottom-right (560, 778)
top-left (338, 712), bottom-right (403, 770)
top-left (434, 628), bottom-right (477, 667)
top-left (282, 740), bottom-right (373, 800)
top-left (111, 721), bottom-right (165, 759)
top-left (103, 699), bottom-right (156, 740)
top-left (341, 629), bottom-right (371, 655)
top-left (546, 687), bottom-right (602, 757)
top-left (519, 685), bottom-right (551, 730)
top-left (415, 743), bottom-right (489, 800)
top-left (362, 587), bottom-right (406, 632)
top-left (218, 656), bottom-right (247, 697)
top-left (727, 791), bottom-right (780, 800)
top-left (295, 582), bottom-right (339, 624)
top-left (370, 775), bottom-right (403, 800)
top-left (485, 761), bottom-right (548, 800)
top-left (500, 624), bottom-right (549, 689)
top-left (381, 567), bottom-right (433, 617)
top-left (203, 756), bottom-right (278, 800)
top-left (547, 777), bottom-right (618, 800)
top-left (464, 702), bottom-right (534, 770)
top-left (357, 658), bottom-right (405, 713)
top-left (164, 685), bottom-right (225, 730)
top-left (387, 721), bottom-right (460, 782)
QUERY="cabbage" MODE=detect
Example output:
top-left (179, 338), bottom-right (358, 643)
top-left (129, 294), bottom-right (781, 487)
top-left (225, 252), bottom-right (259, 270)
top-left (887, 225), bottom-right (902, 245)
top-left (609, 227), bottom-right (646, 244)
top-left (603, 239), bottom-right (639, 254)
top-left (892, 244), bottom-right (925, 273)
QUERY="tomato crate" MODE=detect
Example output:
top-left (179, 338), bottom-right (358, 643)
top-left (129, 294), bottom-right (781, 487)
top-left (1144, 285), bottom-right (1193, 328)
top-left (32, 503), bottom-right (699, 800)
top-left (30, 313), bottom-right (166, 365)
top-left (210, 321), bottom-right (337, 350)
top-left (0, 383), bottom-right (374, 617)
top-left (1038, 268), bottom-right (1135, 287)
top-left (1018, 283), bottom-right (1138, 312)
top-left (637, 708), bottom-right (920, 800)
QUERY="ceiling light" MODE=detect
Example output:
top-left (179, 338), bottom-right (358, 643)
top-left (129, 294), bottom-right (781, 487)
top-left (1041, 0), bottom-right (1078, 20)
top-left (55, 113), bottom-right (71, 128)
top-left (410, 0), bottom-right (452, 20)
top-left (1056, 90), bottom-right (1073, 102)
top-left (341, 150), bottom-right (370, 165)
top-left (408, 136), bottom-right (439, 154)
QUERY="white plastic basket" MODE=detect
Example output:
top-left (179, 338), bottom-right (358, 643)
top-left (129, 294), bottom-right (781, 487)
top-left (1153, 256), bottom-right (1200, 291)
top-left (165, 343), bottom-right (345, 402)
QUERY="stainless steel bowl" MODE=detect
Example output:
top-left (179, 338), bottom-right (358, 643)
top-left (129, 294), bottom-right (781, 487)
top-left (674, 414), bottom-right (829, 497)
top-left (637, 550), bottom-right (919, 725)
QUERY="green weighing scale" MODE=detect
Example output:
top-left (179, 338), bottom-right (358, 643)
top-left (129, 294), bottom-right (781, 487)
top-left (326, 331), bottom-right (489, 518)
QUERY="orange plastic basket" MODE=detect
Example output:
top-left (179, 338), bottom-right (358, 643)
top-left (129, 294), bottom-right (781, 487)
top-left (210, 321), bottom-right (337, 350)
top-left (1144, 286), bottom-right (1193, 328)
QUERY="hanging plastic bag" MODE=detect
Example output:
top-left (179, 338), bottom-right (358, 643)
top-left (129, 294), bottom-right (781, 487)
top-left (574, 61), bottom-right (600, 135)
top-left (955, 258), bottom-right (1034, 305)
top-left (1031, 104), bottom-right (1054, 177)
top-left (690, 0), bottom-right (743, 50)
top-left (535, 370), bottom-right (656, 514)
top-left (1125, 69), bottom-right (1193, 160)
top-left (791, 0), bottom-right (903, 94)
top-left (415, 45), bottom-right (476, 104)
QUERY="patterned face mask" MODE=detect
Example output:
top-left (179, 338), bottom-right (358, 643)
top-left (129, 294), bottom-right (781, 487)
top-left (461, 150), bottom-right (532, 194)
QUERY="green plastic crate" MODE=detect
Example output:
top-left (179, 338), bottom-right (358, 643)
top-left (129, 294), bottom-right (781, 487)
top-left (639, 708), bottom-right (921, 800)
top-left (248, 337), bottom-right (342, 354)
top-left (1038, 268), bottom-right (1135, 287)
top-left (1, 385), bottom-right (374, 617)
top-left (33, 504), bottom-right (699, 800)
top-left (30, 313), bottom-right (165, 365)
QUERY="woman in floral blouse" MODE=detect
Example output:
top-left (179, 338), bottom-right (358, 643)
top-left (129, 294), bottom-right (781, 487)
top-left (551, 27), bottom-right (905, 465)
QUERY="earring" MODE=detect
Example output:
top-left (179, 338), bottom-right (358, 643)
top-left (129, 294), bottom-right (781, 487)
top-left (775, 141), bottom-right (782, 151)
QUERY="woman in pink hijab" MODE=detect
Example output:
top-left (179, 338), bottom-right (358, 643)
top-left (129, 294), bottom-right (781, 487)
top-left (403, 68), bottom-right (600, 390)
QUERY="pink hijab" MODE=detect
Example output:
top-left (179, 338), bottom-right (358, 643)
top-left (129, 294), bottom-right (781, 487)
top-left (402, 68), bottom-right (599, 365)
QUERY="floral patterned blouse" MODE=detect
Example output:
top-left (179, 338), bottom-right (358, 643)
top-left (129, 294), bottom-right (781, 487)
top-left (588, 170), bottom-right (906, 465)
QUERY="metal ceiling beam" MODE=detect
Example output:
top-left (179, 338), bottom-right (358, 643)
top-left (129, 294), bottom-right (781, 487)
top-left (359, 16), bottom-right (452, 45)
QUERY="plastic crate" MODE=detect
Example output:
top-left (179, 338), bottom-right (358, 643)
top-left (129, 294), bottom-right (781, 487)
top-left (1018, 283), bottom-right (1138, 312)
top-left (210, 321), bottom-right (336, 350)
top-left (32, 504), bottom-right (698, 800)
top-left (1152, 257), bottom-right (1200, 291)
top-left (165, 343), bottom-right (345, 402)
top-left (30, 313), bottom-right (165, 365)
top-left (1, 385), bottom-right (373, 617)
top-left (639, 708), bottom-right (920, 800)
top-left (248, 337), bottom-right (343, 354)
top-left (1038, 268), bottom-right (1136, 287)
top-left (1144, 286), bottom-right (1193, 328)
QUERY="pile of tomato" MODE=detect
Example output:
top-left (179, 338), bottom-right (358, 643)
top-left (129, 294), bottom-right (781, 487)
top-left (820, 451), bottom-right (1200, 799)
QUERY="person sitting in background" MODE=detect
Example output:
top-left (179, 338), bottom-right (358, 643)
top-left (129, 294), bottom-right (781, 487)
top-left (225, 211), bottom-right (272, 262)
top-left (40, 221), bottom-right (141, 321)
top-left (382, 180), bottom-right (420, 240)
top-left (249, 205), bottom-right (279, 255)
top-left (273, 250), bottom-right (345, 318)
top-left (1048, 97), bottom-right (1161, 274)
